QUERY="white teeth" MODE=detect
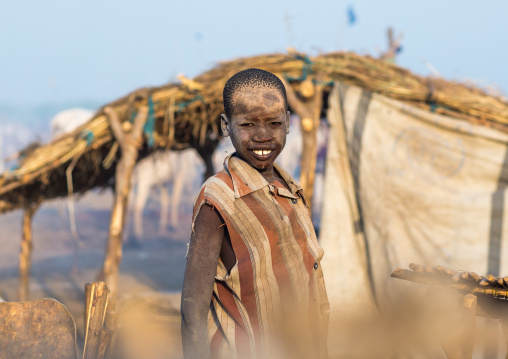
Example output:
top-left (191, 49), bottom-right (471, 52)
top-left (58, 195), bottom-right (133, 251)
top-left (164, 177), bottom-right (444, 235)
top-left (253, 150), bottom-right (272, 156)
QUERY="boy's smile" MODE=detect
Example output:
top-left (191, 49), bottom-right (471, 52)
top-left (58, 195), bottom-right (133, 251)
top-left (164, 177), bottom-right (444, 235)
top-left (221, 87), bottom-right (290, 181)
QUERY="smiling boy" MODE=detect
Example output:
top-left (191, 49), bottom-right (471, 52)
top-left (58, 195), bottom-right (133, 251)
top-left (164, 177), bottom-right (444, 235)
top-left (181, 69), bottom-right (329, 359)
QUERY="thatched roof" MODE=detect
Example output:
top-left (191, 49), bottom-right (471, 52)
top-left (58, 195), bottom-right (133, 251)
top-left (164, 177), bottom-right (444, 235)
top-left (1, 51), bottom-right (507, 213)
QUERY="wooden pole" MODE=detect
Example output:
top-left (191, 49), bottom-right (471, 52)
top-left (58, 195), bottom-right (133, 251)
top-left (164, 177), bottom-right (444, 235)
top-left (84, 283), bottom-right (92, 332)
top-left (283, 78), bottom-right (323, 213)
top-left (97, 299), bottom-right (119, 359)
top-left (18, 201), bottom-right (40, 301)
top-left (83, 282), bottom-right (110, 359)
top-left (99, 105), bottom-right (148, 295)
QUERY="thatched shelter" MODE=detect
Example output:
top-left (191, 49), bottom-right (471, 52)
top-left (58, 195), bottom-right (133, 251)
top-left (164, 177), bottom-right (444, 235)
top-left (3, 50), bottom-right (508, 298)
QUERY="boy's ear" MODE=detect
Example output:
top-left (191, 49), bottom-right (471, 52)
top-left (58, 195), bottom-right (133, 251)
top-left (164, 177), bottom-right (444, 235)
top-left (285, 111), bottom-right (290, 134)
top-left (220, 114), bottom-right (230, 137)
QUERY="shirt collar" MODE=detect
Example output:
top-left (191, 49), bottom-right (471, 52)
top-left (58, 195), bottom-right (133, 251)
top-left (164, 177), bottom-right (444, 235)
top-left (224, 153), bottom-right (303, 199)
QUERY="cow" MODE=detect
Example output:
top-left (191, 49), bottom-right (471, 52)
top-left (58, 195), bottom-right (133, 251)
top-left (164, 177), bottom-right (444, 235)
top-left (49, 108), bottom-right (217, 241)
top-left (50, 108), bottom-right (95, 139)
top-left (132, 149), bottom-right (201, 238)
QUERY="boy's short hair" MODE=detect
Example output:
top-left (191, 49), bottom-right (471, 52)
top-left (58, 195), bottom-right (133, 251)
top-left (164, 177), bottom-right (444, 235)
top-left (223, 68), bottom-right (288, 119)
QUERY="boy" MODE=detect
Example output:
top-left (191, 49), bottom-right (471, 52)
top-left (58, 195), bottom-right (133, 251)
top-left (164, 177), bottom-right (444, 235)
top-left (181, 69), bottom-right (329, 359)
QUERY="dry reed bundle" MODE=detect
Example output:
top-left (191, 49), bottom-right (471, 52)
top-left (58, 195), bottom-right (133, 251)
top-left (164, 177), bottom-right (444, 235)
top-left (0, 51), bottom-right (507, 213)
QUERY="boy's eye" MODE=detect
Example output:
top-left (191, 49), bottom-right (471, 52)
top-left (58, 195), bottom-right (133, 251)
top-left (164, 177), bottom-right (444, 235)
top-left (240, 123), bottom-right (254, 127)
top-left (270, 122), bottom-right (283, 126)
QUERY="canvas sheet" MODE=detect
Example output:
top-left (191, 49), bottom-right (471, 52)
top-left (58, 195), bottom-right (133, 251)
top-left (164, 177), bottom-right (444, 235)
top-left (320, 82), bottom-right (508, 308)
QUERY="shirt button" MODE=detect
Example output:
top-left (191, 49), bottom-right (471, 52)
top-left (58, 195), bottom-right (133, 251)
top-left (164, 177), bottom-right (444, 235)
top-left (314, 262), bottom-right (319, 270)
top-left (291, 198), bottom-right (298, 204)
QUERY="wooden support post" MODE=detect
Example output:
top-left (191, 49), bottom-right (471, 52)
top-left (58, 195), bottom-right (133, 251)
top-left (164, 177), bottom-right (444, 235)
top-left (84, 283), bottom-right (119, 359)
top-left (83, 281), bottom-right (110, 359)
top-left (283, 78), bottom-right (323, 213)
top-left (99, 105), bottom-right (148, 295)
top-left (84, 283), bottom-right (92, 331)
top-left (97, 299), bottom-right (119, 359)
top-left (18, 202), bottom-right (40, 301)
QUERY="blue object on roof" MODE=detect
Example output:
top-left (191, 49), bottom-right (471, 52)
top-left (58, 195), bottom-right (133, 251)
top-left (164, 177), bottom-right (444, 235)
top-left (80, 130), bottom-right (94, 146)
top-left (347, 6), bottom-right (357, 26)
top-left (144, 96), bottom-right (155, 148)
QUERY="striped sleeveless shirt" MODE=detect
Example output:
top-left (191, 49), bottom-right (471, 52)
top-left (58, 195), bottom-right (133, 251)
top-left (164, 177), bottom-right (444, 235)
top-left (192, 154), bottom-right (329, 359)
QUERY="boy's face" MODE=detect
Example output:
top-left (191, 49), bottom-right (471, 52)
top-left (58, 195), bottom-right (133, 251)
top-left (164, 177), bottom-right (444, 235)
top-left (221, 87), bottom-right (290, 172)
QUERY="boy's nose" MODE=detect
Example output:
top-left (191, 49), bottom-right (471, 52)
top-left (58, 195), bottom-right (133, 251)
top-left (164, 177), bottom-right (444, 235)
top-left (252, 125), bottom-right (273, 142)
top-left (253, 131), bottom-right (272, 142)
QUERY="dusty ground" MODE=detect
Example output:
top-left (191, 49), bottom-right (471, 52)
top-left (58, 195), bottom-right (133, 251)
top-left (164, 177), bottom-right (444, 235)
top-left (0, 189), bottom-right (190, 358)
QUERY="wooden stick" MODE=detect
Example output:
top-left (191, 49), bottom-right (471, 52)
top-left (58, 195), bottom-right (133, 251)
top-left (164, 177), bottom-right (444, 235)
top-left (392, 268), bottom-right (475, 291)
top-left (392, 267), bottom-right (508, 321)
top-left (392, 268), bottom-right (508, 298)
top-left (167, 97), bottom-right (175, 150)
top-left (18, 201), bottom-right (40, 301)
top-left (281, 77), bottom-right (323, 212)
top-left (84, 283), bottom-right (93, 338)
top-left (104, 107), bottom-right (126, 145)
top-left (102, 141), bottom-right (119, 170)
top-left (83, 281), bottom-right (110, 359)
top-left (99, 105), bottom-right (148, 295)
top-left (283, 78), bottom-right (307, 116)
top-left (104, 315), bottom-right (119, 359)
top-left (97, 309), bottom-right (119, 359)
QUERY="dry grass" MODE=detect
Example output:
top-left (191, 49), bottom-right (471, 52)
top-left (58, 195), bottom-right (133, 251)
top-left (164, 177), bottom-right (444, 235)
top-left (1, 50), bottom-right (507, 213)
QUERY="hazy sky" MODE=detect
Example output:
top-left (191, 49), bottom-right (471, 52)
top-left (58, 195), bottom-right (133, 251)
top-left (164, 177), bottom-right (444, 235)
top-left (1, 0), bottom-right (506, 106)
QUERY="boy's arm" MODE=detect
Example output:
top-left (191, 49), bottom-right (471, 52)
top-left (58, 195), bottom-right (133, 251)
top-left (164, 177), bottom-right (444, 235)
top-left (181, 203), bottom-right (225, 359)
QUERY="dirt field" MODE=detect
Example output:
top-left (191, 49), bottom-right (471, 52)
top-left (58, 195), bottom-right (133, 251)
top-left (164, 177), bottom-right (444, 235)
top-left (0, 189), bottom-right (190, 357)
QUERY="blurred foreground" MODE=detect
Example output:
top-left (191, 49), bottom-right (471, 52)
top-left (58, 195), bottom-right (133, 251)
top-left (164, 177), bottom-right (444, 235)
top-left (0, 189), bottom-right (188, 358)
top-left (0, 189), bottom-right (507, 358)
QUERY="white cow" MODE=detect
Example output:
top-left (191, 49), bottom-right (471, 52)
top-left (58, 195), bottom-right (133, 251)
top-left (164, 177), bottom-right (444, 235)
top-left (131, 143), bottom-right (234, 239)
top-left (50, 108), bottom-right (95, 139)
top-left (50, 108), bottom-right (96, 242)
top-left (48, 108), bottom-right (202, 240)
top-left (132, 149), bottom-right (202, 238)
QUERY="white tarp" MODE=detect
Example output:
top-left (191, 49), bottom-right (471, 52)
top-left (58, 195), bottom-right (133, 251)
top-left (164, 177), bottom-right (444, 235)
top-left (320, 82), bottom-right (508, 309)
